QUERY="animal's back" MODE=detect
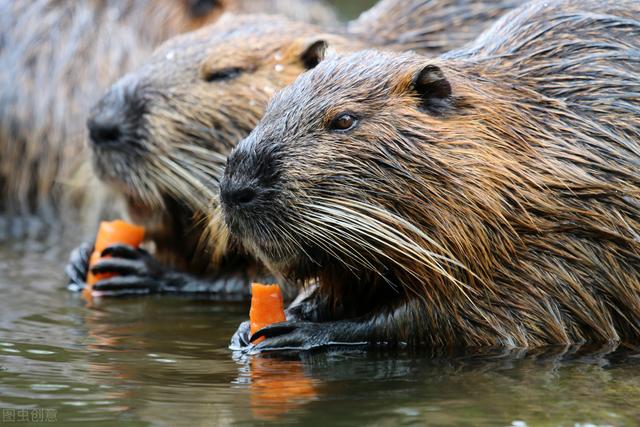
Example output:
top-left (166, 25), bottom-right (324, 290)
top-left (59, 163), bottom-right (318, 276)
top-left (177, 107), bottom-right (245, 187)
top-left (348, 0), bottom-right (526, 54)
top-left (441, 0), bottom-right (640, 344)
top-left (451, 0), bottom-right (640, 130)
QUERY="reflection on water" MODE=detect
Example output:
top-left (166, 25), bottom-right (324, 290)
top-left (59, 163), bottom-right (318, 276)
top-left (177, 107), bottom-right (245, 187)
top-left (1, 230), bottom-right (639, 426)
top-left (238, 354), bottom-right (319, 420)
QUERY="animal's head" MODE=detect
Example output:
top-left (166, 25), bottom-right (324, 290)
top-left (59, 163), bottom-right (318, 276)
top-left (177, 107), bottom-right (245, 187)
top-left (87, 14), bottom-right (333, 224)
top-left (219, 50), bottom-right (483, 295)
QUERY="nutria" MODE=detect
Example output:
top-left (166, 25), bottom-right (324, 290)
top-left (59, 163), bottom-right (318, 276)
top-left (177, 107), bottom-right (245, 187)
top-left (0, 0), bottom-right (337, 222)
top-left (68, 0), bottom-right (525, 296)
top-left (220, 0), bottom-right (640, 350)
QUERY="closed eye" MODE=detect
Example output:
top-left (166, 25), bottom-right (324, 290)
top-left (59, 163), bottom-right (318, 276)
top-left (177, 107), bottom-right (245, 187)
top-left (203, 67), bottom-right (243, 82)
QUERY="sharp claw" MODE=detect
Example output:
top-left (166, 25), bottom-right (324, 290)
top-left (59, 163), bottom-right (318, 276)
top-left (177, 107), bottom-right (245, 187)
top-left (249, 321), bottom-right (299, 342)
top-left (101, 244), bottom-right (142, 259)
top-left (248, 321), bottom-right (311, 351)
top-left (249, 332), bottom-right (308, 353)
top-left (90, 258), bottom-right (146, 276)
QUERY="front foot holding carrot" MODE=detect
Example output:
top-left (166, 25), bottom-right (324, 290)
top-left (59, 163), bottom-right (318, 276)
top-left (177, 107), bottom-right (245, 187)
top-left (65, 241), bottom-right (181, 295)
top-left (88, 244), bottom-right (175, 296)
top-left (230, 283), bottom-right (367, 353)
top-left (247, 320), bottom-right (368, 353)
top-left (66, 241), bottom-right (251, 297)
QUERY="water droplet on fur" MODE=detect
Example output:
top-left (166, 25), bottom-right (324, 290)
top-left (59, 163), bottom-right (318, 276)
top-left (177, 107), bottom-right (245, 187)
top-left (274, 64), bottom-right (284, 72)
top-left (274, 51), bottom-right (283, 61)
top-left (165, 51), bottom-right (175, 60)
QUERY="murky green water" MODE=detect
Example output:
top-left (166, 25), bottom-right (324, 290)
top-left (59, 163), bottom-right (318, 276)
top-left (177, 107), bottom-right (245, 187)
top-left (1, 229), bottom-right (639, 427)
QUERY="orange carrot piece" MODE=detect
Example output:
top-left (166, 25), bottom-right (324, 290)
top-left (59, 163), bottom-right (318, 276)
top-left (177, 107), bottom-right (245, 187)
top-left (250, 283), bottom-right (287, 343)
top-left (84, 220), bottom-right (145, 294)
top-left (93, 219), bottom-right (145, 253)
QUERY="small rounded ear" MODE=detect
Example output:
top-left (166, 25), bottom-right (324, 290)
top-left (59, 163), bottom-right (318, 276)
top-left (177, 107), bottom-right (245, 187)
top-left (413, 64), bottom-right (452, 115)
top-left (300, 40), bottom-right (328, 70)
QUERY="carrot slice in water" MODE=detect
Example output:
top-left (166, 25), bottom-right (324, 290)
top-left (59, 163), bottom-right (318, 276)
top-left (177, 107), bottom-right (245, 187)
top-left (84, 220), bottom-right (145, 295)
top-left (250, 283), bottom-right (287, 343)
top-left (250, 357), bottom-right (316, 420)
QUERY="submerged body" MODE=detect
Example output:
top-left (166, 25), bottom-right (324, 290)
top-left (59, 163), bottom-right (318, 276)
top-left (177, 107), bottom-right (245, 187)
top-left (221, 0), bottom-right (640, 349)
top-left (70, 0), bottom-right (524, 297)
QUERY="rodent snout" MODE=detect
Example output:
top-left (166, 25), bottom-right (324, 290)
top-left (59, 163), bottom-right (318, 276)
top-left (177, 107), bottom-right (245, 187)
top-left (87, 110), bottom-right (123, 148)
top-left (87, 78), bottom-right (145, 149)
top-left (218, 170), bottom-right (264, 238)
top-left (219, 140), bottom-right (280, 236)
top-left (219, 183), bottom-right (258, 209)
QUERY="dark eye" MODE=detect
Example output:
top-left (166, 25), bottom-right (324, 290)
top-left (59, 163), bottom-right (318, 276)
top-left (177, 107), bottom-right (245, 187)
top-left (329, 113), bottom-right (357, 131)
top-left (188, 0), bottom-right (221, 18)
top-left (203, 67), bottom-right (243, 82)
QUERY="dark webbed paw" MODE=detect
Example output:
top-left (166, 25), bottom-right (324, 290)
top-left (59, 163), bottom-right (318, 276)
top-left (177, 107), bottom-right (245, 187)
top-left (90, 244), bottom-right (168, 296)
top-left (66, 241), bottom-right (93, 291)
top-left (90, 275), bottom-right (161, 296)
top-left (248, 321), bottom-right (367, 353)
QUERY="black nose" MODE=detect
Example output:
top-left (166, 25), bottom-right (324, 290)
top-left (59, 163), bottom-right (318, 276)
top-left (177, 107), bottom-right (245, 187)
top-left (220, 184), bottom-right (258, 209)
top-left (87, 114), bottom-right (123, 146)
top-left (87, 75), bottom-right (144, 148)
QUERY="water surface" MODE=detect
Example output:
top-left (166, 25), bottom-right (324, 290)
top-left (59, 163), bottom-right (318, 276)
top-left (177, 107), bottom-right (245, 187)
top-left (1, 231), bottom-right (639, 426)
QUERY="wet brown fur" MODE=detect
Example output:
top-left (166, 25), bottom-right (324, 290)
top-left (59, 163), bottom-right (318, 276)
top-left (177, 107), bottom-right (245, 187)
top-left (348, 0), bottom-right (522, 54)
top-left (0, 0), bottom-right (337, 224)
top-left (97, 0), bottom-right (524, 274)
top-left (223, 0), bottom-right (640, 347)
